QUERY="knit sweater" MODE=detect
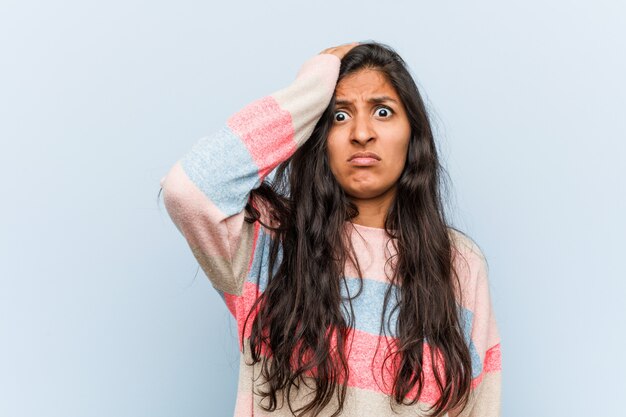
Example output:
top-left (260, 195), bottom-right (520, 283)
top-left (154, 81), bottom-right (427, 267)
top-left (160, 53), bottom-right (502, 417)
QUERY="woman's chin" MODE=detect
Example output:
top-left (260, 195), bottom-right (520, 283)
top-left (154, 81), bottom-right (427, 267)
top-left (344, 186), bottom-right (388, 200)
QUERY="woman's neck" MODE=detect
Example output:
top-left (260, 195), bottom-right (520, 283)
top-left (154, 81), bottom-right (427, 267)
top-left (349, 185), bottom-right (396, 229)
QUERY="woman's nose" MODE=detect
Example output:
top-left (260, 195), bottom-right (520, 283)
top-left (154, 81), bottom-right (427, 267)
top-left (351, 114), bottom-right (376, 145)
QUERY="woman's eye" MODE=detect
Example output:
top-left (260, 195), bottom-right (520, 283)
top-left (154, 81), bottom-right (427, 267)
top-left (334, 111), bottom-right (349, 122)
top-left (375, 106), bottom-right (393, 118)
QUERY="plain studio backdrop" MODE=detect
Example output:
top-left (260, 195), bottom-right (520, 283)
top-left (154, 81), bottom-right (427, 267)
top-left (1, 1), bottom-right (624, 416)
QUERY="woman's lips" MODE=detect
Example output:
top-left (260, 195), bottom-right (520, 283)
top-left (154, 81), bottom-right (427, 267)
top-left (348, 157), bottom-right (380, 166)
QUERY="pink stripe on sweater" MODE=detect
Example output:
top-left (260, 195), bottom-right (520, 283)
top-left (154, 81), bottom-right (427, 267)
top-left (467, 343), bottom-right (502, 389)
top-left (342, 224), bottom-right (398, 284)
top-left (227, 281), bottom-right (262, 348)
top-left (346, 332), bottom-right (501, 399)
top-left (343, 328), bottom-right (445, 405)
top-left (483, 343), bottom-right (501, 373)
top-left (227, 96), bottom-right (296, 179)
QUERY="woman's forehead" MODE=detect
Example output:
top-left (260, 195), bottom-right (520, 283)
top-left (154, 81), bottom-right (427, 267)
top-left (334, 69), bottom-right (399, 101)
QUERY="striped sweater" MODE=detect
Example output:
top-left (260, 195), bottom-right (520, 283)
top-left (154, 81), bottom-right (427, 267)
top-left (160, 52), bottom-right (502, 416)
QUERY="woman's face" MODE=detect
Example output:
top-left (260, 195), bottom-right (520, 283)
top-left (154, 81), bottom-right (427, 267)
top-left (326, 69), bottom-right (411, 201)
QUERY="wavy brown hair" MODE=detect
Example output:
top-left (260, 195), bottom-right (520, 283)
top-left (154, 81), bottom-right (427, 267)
top-left (243, 41), bottom-right (473, 417)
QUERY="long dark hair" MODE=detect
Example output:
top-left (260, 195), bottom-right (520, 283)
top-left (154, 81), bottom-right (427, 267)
top-left (243, 41), bottom-right (473, 417)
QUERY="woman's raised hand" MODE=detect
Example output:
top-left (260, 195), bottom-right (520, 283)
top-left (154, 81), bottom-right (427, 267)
top-left (319, 42), bottom-right (360, 60)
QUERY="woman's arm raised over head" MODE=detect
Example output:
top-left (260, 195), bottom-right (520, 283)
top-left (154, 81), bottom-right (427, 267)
top-left (160, 49), bottom-right (348, 297)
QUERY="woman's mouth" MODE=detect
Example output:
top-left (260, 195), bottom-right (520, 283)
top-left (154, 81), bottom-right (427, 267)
top-left (347, 151), bottom-right (381, 166)
top-left (348, 157), bottom-right (380, 166)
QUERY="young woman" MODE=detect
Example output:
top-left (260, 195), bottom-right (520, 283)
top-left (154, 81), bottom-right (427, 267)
top-left (160, 41), bottom-right (501, 417)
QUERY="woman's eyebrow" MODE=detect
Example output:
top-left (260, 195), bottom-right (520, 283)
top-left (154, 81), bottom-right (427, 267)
top-left (335, 95), bottom-right (399, 106)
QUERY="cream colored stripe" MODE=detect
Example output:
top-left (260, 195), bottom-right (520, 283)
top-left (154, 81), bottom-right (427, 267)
top-left (271, 53), bottom-right (340, 148)
top-left (452, 371), bottom-right (501, 417)
top-left (189, 216), bottom-right (255, 296)
top-left (223, 214), bottom-right (256, 295)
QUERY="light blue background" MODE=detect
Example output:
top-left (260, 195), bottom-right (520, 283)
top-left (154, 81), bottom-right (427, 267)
top-left (1, 1), bottom-right (624, 416)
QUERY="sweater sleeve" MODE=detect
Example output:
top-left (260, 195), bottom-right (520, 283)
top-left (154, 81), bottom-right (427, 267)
top-left (450, 233), bottom-right (502, 417)
top-left (160, 53), bottom-right (341, 296)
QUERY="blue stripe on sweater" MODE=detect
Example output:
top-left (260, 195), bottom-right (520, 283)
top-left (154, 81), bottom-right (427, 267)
top-left (181, 126), bottom-right (261, 217)
top-left (459, 308), bottom-right (483, 377)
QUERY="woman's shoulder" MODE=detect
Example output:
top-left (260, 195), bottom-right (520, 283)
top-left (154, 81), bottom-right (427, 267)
top-left (446, 227), bottom-right (490, 292)
top-left (447, 227), bottom-right (486, 261)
